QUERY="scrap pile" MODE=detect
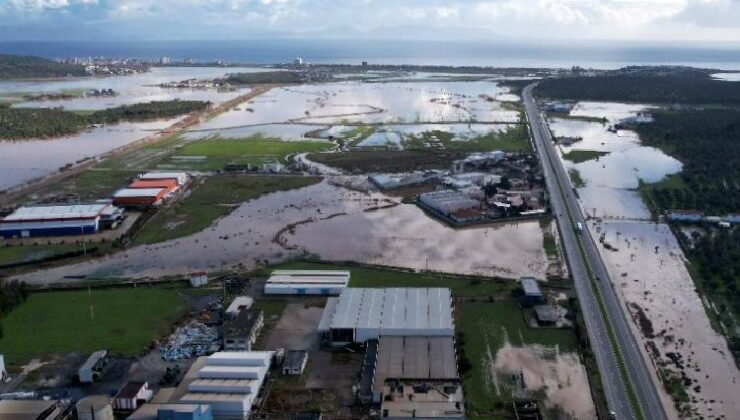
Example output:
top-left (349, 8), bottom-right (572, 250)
top-left (160, 321), bottom-right (219, 362)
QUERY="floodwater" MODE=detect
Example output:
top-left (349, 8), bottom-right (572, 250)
top-left (492, 343), bottom-right (596, 419)
top-left (0, 67), bottom-right (263, 191)
top-left (192, 80), bottom-right (519, 130)
top-left (549, 102), bottom-right (682, 220)
top-left (591, 221), bottom-right (740, 419)
top-left (711, 72), bottom-right (740, 82)
top-left (0, 67), bottom-right (260, 109)
top-left (0, 118), bottom-right (182, 191)
top-left (12, 179), bottom-right (548, 284)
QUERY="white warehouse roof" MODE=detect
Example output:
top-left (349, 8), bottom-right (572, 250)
top-left (114, 188), bottom-right (165, 198)
top-left (267, 270), bottom-right (350, 285)
top-left (328, 288), bottom-right (454, 343)
top-left (139, 172), bottom-right (189, 185)
top-left (2, 204), bottom-right (110, 222)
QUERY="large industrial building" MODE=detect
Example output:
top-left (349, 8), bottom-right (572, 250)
top-left (0, 204), bottom-right (122, 238)
top-left (139, 172), bottom-right (189, 186)
top-left (113, 188), bottom-right (168, 207)
top-left (319, 288), bottom-right (455, 345)
top-left (164, 351), bottom-right (273, 420)
top-left (371, 336), bottom-right (464, 419)
top-left (418, 190), bottom-right (480, 214)
top-left (264, 270), bottom-right (350, 295)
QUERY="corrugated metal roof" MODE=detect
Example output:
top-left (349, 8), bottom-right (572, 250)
top-left (373, 336), bottom-right (459, 392)
top-left (113, 188), bottom-right (166, 198)
top-left (330, 288), bottom-right (454, 341)
top-left (521, 277), bottom-right (542, 296)
top-left (2, 204), bottom-right (109, 222)
top-left (317, 297), bottom-right (339, 333)
top-left (80, 350), bottom-right (107, 371)
top-left (267, 270), bottom-right (350, 285)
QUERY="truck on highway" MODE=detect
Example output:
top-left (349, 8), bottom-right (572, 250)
top-left (576, 222), bottom-right (583, 233)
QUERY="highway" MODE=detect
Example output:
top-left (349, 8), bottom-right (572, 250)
top-left (522, 83), bottom-right (668, 420)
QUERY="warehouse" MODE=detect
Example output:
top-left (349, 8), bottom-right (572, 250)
top-left (169, 351), bottom-right (273, 419)
top-left (139, 172), bottom-right (189, 186)
top-left (0, 400), bottom-right (62, 420)
top-left (264, 270), bottom-right (350, 295)
top-left (418, 190), bottom-right (480, 214)
top-left (113, 381), bottom-right (152, 411)
top-left (371, 336), bottom-right (464, 418)
top-left (128, 179), bottom-right (179, 194)
top-left (325, 288), bottom-right (454, 345)
top-left (0, 204), bottom-right (121, 238)
top-left (113, 188), bottom-right (167, 207)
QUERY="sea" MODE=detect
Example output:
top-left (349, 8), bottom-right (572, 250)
top-left (2, 39), bottom-right (740, 70)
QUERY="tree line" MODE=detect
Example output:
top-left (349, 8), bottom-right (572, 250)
top-left (536, 75), bottom-right (740, 105)
top-left (0, 54), bottom-right (87, 79)
top-left (0, 280), bottom-right (29, 339)
top-left (0, 100), bottom-right (210, 140)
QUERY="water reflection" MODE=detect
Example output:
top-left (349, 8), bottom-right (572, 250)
top-left (13, 180), bottom-right (548, 284)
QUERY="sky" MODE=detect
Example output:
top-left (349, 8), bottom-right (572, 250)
top-left (1, 0), bottom-right (740, 43)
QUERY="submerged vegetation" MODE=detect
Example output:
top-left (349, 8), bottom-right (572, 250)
top-left (0, 100), bottom-right (209, 140)
top-left (561, 149), bottom-right (609, 164)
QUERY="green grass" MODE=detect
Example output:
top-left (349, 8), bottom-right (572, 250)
top-left (273, 261), bottom-right (517, 297)
top-left (568, 167), bottom-right (585, 187)
top-left (457, 301), bottom-right (578, 414)
top-left (543, 231), bottom-right (558, 258)
top-left (401, 124), bottom-right (531, 153)
top-left (0, 286), bottom-right (188, 364)
top-left (0, 243), bottom-right (85, 265)
top-left (160, 134), bottom-right (334, 170)
top-left (551, 113), bottom-right (607, 124)
top-left (133, 174), bottom-right (321, 244)
top-left (561, 150), bottom-right (609, 164)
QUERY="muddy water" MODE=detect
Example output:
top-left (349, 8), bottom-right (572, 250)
top-left (193, 80), bottom-right (519, 130)
top-left (493, 344), bottom-right (596, 419)
top-left (549, 102), bottom-right (682, 220)
top-left (591, 221), bottom-right (740, 419)
top-left (0, 117), bottom-right (182, 190)
top-left (13, 180), bottom-right (547, 284)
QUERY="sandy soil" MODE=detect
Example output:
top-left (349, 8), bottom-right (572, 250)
top-left (592, 220), bottom-right (740, 419)
top-left (492, 343), bottom-right (596, 419)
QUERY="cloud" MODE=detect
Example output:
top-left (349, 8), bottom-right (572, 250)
top-left (0, 0), bottom-right (739, 41)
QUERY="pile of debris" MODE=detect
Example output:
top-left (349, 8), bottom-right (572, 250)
top-left (160, 321), bottom-right (219, 362)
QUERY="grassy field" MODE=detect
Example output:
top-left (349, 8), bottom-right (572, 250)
top-left (0, 243), bottom-right (85, 266)
top-left (308, 149), bottom-right (469, 173)
top-left (456, 301), bottom-right (578, 416)
top-left (0, 286), bottom-right (188, 364)
top-left (272, 261), bottom-right (517, 297)
top-left (133, 174), bottom-right (321, 244)
top-left (160, 135), bottom-right (334, 170)
top-left (561, 149), bottom-right (609, 164)
top-left (402, 125), bottom-right (531, 153)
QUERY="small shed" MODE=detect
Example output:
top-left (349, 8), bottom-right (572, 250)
top-left (282, 350), bottom-right (308, 376)
top-left (520, 277), bottom-right (543, 306)
top-left (79, 350), bottom-right (108, 383)
top-left (0, 355), bottom-right (6, 380)
top-left (534, 305), bottom-right (560, 325)
top-left (113, 381), bottom-right (152, 411)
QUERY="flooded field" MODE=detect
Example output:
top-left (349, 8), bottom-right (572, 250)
top-left (0, 66), bottom-right (259, 109)
top-left (0, 118), bottom-right (182, 190)
top-left (193, 80), bottom-right (519, 131)
top-left (591, 220), bottom-right (740, 419)
top-left (492, 344), bottom-right (596, 419)
top-left (13, 179), bottom-right (548, 285)
top-left (0, 67), bottom-right (265, 191)
top-left (549, 102), bottom-right (682, 220)
top-left (711, 72), bottom-right (740, 82)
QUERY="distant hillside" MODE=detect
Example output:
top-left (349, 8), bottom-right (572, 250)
top-left (0, 54), bottom-right (87, 79)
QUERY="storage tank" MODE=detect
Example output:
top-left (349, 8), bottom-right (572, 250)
top-left (76, 395), bottom-right (114, 420)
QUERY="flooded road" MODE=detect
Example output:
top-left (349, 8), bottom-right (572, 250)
top-left (13, 180), bottom-right (548, 284)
